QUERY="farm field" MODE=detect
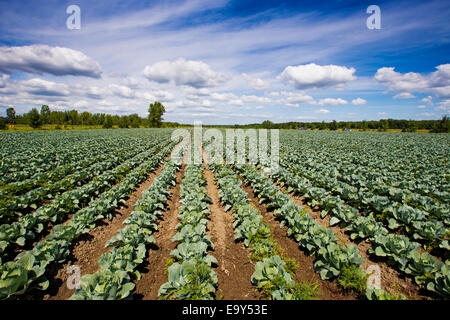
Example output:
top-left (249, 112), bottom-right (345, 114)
top-left (0, 128), bottom-right (449, 300)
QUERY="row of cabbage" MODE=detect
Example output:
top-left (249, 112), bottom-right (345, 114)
top-left (158, 164), bottom-right (218, 300)
top-left (279, 155), bottom-right (449, 251)
top-left (270, 165), bottom-right (449, 298)
top-left (0, 138), bottom-right (172, 260)
top-left (0, 140), bottom-right (177, 300)
top-left (280, 131), bottom-right (448, 200)
top-left (281, 148), bottom-right (449, 233)
top-left (0, 137), bottom-right (163, 224)
top-left (210, 163), bottom-right (316, 300)
top-left (70, 153), bottom-right (182, 299)
top-left (0, 130), bottom-right (155, 184)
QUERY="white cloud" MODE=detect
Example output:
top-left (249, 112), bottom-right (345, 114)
top-left (393, 92), bottom-right (416, 99)
top-left (279, 63), bottom-right (356, 90)
top-left (435, 99), bottom-right (450, 114)
top-left (242, 73), bottom-right (270, 90)
top-left (21, 78), bottom-right (70, 96)
top-left (375, 64), bottom-right (450, 98)
top-left (377, 112), bottom-right (388, 117)
top-left (318, 98), bottom-right (348, 106)
top-left (0, 74), bottom-right (10, 88)
top-left (421, 95), bottom-right (433, 105)
top-left (417, 112), bottom-right (436, 117)
top-left (280, 91), bottom-right (316, 105)
top-left (109, 84), bottom-right (135, 99)
top-left (0, 45), bottom-right (102, 78)
top-left (241, 95), bottom-right (271, 104)
top-left (417, 105), bottom-right (427, 109)
top-left (142, 58), bottom-right (226, 88)
top-left (352, 97), bottom-right (367, 105)
top-left (315, 108), bottom-right (330, 114)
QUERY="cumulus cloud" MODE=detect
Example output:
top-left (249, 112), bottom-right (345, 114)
top-left (279, 63), bottom-right (356, 90)
top-left (21, 78), bottom-right (70, 96)
top-left (0, 74), bottom-right (10, 88)
top-left (241, 95), bottom-right (271, 104)
top-left (352, 97), bottom-right (367, 105)
top-left (242, 73), bottom-right (270, 90)
top-left (142, 58), bottom-right (226, 88)
top-left (0, 45), bottom-right (102, 78)
top-left (280, 91), bottom-right (316, 105)
top-left (393, 92), bottom-right (416, 99)
top-left (421, 96), bottom-right (433, 105)
top-left (375, 64), bottom-right (450, 99)
top-left (315, 108), bottom-right (330, 114)
top-left (318, 98), bottom-right (348, 106)
top-left (435, 99), bottom-right (450, 114)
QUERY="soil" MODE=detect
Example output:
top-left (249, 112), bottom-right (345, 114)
top-left (277, 184), bottom-right (427, 300)
top-left (42, 159), bottom-right (169, 300)
top-left (202, 154), bottom-right (262, 300)
top-left (133, 164), bottom-right (185, 300)
top-left (240, 182), bottom-right (356, 300)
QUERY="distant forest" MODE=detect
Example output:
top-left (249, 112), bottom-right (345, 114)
top-left (1, 105), bottom-right (448, 133)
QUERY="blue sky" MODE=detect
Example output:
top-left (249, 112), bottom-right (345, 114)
top-left (0, 0), bottom-right (449, 124)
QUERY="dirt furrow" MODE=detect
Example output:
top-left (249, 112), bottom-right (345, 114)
top-left (277, 183), bottom-right (425, 299)
top-left (133, 164), bottom-right (185, 300)
top-left (42, 158), bottom-right (170, 300)
top-left (240, 182), bottom-right (355, 300)
top-left (203, 162), bottom-right (261, 300)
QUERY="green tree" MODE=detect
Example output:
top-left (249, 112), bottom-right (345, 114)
top-left (28, 108), bottom-right (42, 129)
top-left (261, 120), bottom-right (274, 129)
top-left (361, 121), bottom-right (368, 131)
top-left (431, 115), bottom-right (449, 133)
top-left (81, 111), bottom-right (92, 125)
top-left (103, 114), bottom-right (113, 129)
top-left (0, 117), bottom-right (6, 130)
top-left (118, 116), bottom-right (129, 128)
top-left (129, 113), bottom-right (141, 128)
top-left (148, 101), bottom-right (166, 127)
top-left (329, 120), bottom-right (337, 131)
top-left (378, 119), bottom-right (389, 132)
top-left (6, 107), bottom-right (16, 123)
top-left (40, 105), bottom-right (50, 124)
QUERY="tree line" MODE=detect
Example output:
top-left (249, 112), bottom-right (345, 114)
top-left (1, 103), bottom-right (448, 133)
top-left (234, 117), bottom-right (449, 133)
top-left (0, 102), bottom-right (179, 129)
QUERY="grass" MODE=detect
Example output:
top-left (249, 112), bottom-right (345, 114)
top-left (0, 124), bottom-right (106, 132)
top-left (337, 264), bottom-right (368, 295)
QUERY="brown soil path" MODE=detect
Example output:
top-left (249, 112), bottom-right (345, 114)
top-left (133, 165), bottom-right (185, 300)
top-left (133, 144), bottom-right (189, 300)
top-left (282, 186), bottom-right (425, 299)
top-left (43, 158), bottom-right (170, 300)
top-left (40, 143), bottom-right (184, 300)
top-left (240, 182), bottom-right (355, 300)
top-left (202, 152), bottom-right (262, 300)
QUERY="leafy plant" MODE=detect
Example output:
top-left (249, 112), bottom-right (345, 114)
top-left (70, 270), bottom-right (135, 300)
top-left (158, 259), bottom-right (218, 300)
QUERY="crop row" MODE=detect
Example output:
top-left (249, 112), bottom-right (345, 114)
top-left (210, 163), bottom-right (316, 300)
top-left (0, 138), bottom-right (173, 259)
top-left (0, 131), bottom-right (149, 184)
top-left (269, 166), bottom-right (449, 298)
top-left (0, 140), bottom-right (177, 300)
top-left (159, 164), bottom-right (218, 300)
top-left (70, 155), bottom-right (181, 299)
top-left (0, 138), bottom-right (163, 224)
top-left (277, 157), bottom-right (449, 252)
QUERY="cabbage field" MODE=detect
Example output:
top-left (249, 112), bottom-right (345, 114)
top-left (0, 129), bottom-right (448, 300)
